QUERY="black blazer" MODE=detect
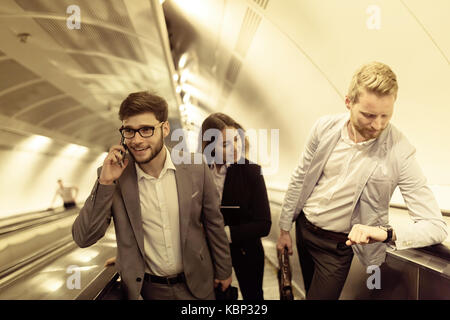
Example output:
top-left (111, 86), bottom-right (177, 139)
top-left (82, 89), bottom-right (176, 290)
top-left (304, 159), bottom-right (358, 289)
top-left (220, 159), bottom-right (272, 245)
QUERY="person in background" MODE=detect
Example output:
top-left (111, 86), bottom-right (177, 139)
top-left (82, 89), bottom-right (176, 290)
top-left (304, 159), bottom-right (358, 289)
top-left (72, 91), bottom-right (232, 300)
top-left (277, 61), bottom-right (448, 299)
top-left (49, 179), bottom-right (78, 209)
top-left (201, 112), bottom-right (272, 300)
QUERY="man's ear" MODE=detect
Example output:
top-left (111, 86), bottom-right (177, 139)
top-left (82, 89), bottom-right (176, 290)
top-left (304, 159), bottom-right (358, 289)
top-left (163, 121), bottom-right (170, 138)
top-left (345, 96), bottom-right (352, 111)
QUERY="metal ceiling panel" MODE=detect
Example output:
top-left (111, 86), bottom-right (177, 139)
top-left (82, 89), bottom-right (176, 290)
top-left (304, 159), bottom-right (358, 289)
top-left (33, 18), bottom-right (146, 63)
top-left (252, 0), bottom-right (269, 10)
top-left (69, 53), bottom-right (117, 75)
top-left (58, 114), bottom-right (103, 134)
top-left (14, 0), bottom-right (135, 31)
top-left (0, 128), bottom-right (28, 148)
top-left (0, 81), bottom-right (62, 117)
top-left (41, 107), bottom-right (91, 130)
top-left (225, 55), bottom-right (242, 84)
top-left (68, 53), bottom-right (150, 83)
top-left (0, 59), bottom-right (39, 93)
top-left (72, 118), bottom-right (114, 141)
top-left (16, 96), bottom-right (79, 123)
top-left (235, 7), bottom-right (261, 58)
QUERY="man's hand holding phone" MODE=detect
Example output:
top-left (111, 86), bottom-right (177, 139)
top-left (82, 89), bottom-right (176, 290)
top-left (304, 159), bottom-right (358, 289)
top-left (99, 141), bottom-right (129, 185)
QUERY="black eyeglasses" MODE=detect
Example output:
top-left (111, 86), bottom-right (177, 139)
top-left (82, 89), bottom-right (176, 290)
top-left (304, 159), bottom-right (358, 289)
top-left (119, 122), bottom-right (164, 139)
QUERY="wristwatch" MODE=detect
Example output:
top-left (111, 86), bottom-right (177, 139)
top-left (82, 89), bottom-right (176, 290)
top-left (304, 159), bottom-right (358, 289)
top-left (379, 225), bottom-right (393, 243)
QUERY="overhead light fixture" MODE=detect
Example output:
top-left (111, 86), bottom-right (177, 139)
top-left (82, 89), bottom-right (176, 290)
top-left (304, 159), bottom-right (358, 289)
top-left (180, 69), bottom-right (190, 84)
top-left (20, 135), bottom-right (52, 152)
top-left (178, 53), bottom-right (188, 69)
top-left (173, 73), bottom-right (179, 82)
top-left (61, 143), bottom-right (89, 157)
top-left (183, 92), bottom-right (191, 104)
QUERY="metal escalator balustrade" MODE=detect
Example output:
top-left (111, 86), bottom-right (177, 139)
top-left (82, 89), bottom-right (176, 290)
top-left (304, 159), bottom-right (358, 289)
top-left (0, 207), bottom-right (119, 299)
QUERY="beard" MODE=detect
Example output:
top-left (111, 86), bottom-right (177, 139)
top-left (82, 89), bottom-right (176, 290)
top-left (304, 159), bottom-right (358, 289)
top-left (129, 131), bottom-right (164, 164)
top-left (355, 124), bottom-right (383, 140)
top-left (350, 114), bottom-right (383, 141)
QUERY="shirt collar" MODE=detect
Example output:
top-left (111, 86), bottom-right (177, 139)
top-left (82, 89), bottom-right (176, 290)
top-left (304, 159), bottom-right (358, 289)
top-left (342, 119), bottom-right (376, 147)
top-left (210, 162), bottom-right (230, 175)
top-left (135, 146), bottom-right (176, 180)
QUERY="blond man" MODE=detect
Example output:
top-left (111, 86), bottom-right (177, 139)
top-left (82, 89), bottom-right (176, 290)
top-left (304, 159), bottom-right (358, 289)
top-left (277, 62), bottom-right (447, 299)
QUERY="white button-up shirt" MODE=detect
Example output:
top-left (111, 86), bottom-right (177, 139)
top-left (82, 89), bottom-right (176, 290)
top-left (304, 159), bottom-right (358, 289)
top-left (210, 163), bottom-right (229, 202)
top-left (135, 147), bottom-right (182, 276)
top-left (303, 121), bottom-right (376, 233)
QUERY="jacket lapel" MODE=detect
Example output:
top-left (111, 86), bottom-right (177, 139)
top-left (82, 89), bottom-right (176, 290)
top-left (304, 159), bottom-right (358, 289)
top-left (174, 163), bottom-right (192, 250)
top-left (117, 158), bottom-right (145, 258)
top-left (299, 125), bottom-right (343, 204)
top-left (221, 164), bottom-right (239, 206)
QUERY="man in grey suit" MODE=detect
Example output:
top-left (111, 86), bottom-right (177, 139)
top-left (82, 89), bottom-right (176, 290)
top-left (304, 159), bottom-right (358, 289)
top-left (277, 62), bottom-right (447, 299)
top-left (72, 91), bottom-right (232, 300)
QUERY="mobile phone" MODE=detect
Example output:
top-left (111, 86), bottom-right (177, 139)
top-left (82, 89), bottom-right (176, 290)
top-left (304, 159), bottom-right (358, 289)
top-left (119, 136), bottom-right (128, 167)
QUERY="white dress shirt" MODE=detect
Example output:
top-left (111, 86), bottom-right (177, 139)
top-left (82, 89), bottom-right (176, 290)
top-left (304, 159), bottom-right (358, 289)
top-left (303, 120), bottom-right (376, 233)
top-left (136, 146), bottom-right (183, 276)
top-left (210, 163), bottom-right (232, 242)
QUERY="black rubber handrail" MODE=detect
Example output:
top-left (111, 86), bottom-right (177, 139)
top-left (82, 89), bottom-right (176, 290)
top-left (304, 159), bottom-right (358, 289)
top-left (0, 207), bottom-right (78, 236)
top-left (416, 244), bottom-right (450, 262)
top-left (268, 199), bottom-right (450, 263)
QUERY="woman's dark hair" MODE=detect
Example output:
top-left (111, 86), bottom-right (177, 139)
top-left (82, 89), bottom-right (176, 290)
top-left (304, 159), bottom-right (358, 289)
top-left (200, 113), bottom-right (248, 162)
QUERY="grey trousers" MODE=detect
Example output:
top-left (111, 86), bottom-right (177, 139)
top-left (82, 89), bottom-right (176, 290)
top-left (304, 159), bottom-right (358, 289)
top-left (140, 278), bottom-right (215, 300)
top-left (295, 211), bottom-right (354, 300)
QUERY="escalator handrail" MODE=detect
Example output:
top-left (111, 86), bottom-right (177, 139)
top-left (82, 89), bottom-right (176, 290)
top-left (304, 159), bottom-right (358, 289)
top-left (268, 198), bottom-right (450, 263)
top-left (0, 207), bottom-right (78, 236)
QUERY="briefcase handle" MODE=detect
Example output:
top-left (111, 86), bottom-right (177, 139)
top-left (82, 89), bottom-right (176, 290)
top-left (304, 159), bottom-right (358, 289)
top-left (278, 247), bottom-right (294, 300)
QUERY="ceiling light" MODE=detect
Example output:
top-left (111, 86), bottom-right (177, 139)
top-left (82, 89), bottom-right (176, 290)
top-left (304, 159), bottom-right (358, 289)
top-left (180, 70), bottom-right (190, 84)
top-left (183, 92), bottom-right (191, 104)
top-left (20, 135), bottom-right (52, 152)
top-left (61, 144), bottom-right (89, 157)
top-left (178, 53), bottom-right (188, 69)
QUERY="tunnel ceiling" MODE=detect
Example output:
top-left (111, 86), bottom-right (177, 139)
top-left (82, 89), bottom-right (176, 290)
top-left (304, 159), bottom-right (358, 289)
top-left (0, 0), bottom-right (180, 151)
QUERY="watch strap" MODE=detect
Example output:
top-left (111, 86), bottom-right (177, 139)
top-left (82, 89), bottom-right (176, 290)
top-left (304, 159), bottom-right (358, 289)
top-left (382, 225), bottom-right (393, 243)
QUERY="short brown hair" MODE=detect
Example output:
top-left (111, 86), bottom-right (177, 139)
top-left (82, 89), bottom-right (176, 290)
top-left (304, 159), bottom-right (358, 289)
top-left (118, 91), bottom-right (168, 121)
top-left (347, 61), bottom-right (398, 104)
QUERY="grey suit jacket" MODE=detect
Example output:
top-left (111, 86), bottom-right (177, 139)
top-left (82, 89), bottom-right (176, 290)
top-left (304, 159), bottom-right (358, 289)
top-left (72, 151), bottom-right (232, 299)
top-left (280, 113), bottom-right (448, 266)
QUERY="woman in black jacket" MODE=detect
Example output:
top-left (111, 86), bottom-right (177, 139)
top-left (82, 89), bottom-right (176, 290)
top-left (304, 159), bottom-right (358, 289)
top-left (201, 113), bottom-right (272, 300)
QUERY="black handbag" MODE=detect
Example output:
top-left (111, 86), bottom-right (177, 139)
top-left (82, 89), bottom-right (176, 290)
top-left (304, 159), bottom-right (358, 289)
top-left (278, 247), bottom-right (294, 300)
top-left (215, 284), bottom-right (239, 300)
